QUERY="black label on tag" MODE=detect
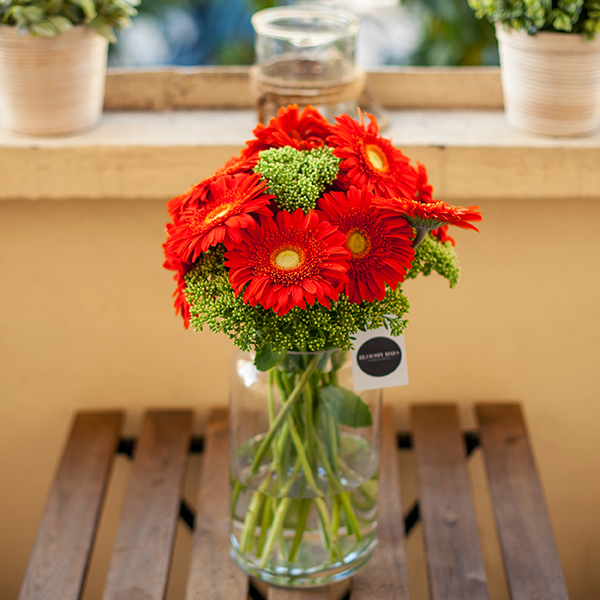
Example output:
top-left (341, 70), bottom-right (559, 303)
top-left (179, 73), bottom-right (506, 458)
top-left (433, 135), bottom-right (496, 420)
top-left (356, 337), bottom-right (402, 377)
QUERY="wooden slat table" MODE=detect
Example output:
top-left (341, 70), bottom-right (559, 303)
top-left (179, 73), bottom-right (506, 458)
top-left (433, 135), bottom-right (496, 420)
top-left (19, 403), bottom-right (570, 600)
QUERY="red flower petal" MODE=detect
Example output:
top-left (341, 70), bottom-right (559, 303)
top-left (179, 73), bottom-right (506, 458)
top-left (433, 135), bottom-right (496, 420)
top-left (316, 186), bottom-right (415, 303)
top-left (431, 225), bottom-right (456, 246)
top-left (224, 209), bottom-right (350, 316)
top-left (166, 153), bottom-right (257, 223)
top-left (242, 104), bottom-right (331, 159)
top-left (327, 110), bottom-right (417, 200)
top-left (375, 196), bottom-right (482, 232)
top-left (164, 172), bottom-right (274, 263)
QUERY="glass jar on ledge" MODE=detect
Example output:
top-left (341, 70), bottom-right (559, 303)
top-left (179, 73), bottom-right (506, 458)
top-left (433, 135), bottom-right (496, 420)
top-left (229, 348), bottom-right (381, 588)
top-left (250, 6), bottom-right (363, 124)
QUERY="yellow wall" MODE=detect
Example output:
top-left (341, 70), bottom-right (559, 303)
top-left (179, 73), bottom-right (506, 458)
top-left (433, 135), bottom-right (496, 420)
top-left (1, 195), bottom-right (599, 599)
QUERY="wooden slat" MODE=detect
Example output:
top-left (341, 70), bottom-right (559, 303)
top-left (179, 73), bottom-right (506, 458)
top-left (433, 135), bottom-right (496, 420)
top-left (102, 410), bottom-right (192, 600)
top-left (268, 587), bottom-right (329, 600)
top-left (185, 407), bottom-right (248, 600)
top-left (412, 404), bottom-right (489, 600)
top-left (476, 404), bottom-right (570, 600)
top-left (19, 411), bottom-right (123, 600)
top-left (351, 404), bottom-right (411, 600)
top-left (267, 580), bottom-right (349, 600)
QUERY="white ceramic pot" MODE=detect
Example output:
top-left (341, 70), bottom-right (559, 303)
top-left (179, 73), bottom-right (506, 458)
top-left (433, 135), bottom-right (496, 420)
top-left (496, 26), bottom-right (600, 137)
top-left (0, 25), bottom-right (108, 136)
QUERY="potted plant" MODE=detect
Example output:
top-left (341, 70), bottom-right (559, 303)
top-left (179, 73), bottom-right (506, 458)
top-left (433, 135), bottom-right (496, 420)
top-left (0, 0), bottom-right (139, 135)
top-left (468, 0), bottom-right (600, 136)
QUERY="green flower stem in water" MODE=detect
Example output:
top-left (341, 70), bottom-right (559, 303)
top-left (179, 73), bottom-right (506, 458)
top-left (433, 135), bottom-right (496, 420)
top-left (315, 496), bottom-right (343, 561)
top-left (331, 495), bottom-right (341, 563)
top-left (315, 436), bottom-right (362, 542)
top-left (231, 358), bottom-right (318, 526)
top-left (326, 402), bottom-right (340, 472)
top-left (348, 491), bottom-right (376, 513)
top-left (233, 351), bottom-right (372, 575)
top-left (286, 413), bottom-right (323, 497)
top-left (239, 468), bottom-right (273, 553)
top-left (260, 497), bottom-right (291, 568)
top-left (256, 494), bottom-right (272, 558)
top-left (289, 498), bottom-right (312, 563)
top-left (230, 479), bottom-right (244, 521)
top-left (250, 356), bottom-right (320, 474)
top-left (303, 383), bottom-right (315, 468)
top-left (268, 370), bottom-right (276, 425)
top-left (239, 456), bottom-right (301, 557)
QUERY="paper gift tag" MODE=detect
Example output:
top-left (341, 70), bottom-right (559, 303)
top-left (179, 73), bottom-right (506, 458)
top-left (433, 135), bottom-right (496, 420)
top-left (350, 327), bottom-right (409, 391)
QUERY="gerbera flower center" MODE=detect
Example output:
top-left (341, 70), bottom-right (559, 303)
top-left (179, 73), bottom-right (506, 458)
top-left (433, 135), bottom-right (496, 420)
top-left (273, 248), bottom-right (302, 270)
top-left (347, 230), bottom-right (370, 256)
top-left (365, 144), bottom-right (388, 173)
top-left (207, 204), bottom-right (232, 223)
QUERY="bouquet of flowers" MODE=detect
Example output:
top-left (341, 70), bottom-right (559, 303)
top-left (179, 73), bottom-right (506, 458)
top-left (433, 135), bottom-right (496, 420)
top-left (163, 105), bottom-right (482, 586)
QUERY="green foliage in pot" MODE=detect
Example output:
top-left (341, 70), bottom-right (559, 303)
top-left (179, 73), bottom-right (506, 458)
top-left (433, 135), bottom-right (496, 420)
top-left (468, 0), bottom-right (600, 39)
top-left (0, 0), bottom-right (140, 41)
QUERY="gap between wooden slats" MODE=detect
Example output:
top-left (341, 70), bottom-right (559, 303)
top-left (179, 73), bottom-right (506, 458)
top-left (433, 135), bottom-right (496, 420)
top-left (185, 407), bottom-right (248, 600)
top-left (476, 404), bottom-right (570, 600)
top-left (101, 410), bottom-right (193, 600)
top-left (411, 404), bottom-right (489, 600)
top-left (18, 411), bottom-right (123, 600)
top-left (351, 404), bottom-right (411, 599)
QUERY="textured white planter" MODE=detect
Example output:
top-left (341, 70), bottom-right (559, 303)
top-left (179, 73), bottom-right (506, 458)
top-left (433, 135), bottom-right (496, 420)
top-left (0, 25), bottom-right (108, 136)
top-left (496, 26), bottom-right (600, 137)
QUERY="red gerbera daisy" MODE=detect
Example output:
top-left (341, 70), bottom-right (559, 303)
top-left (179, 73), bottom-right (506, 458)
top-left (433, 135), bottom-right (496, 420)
top-left (327, 110), bottom-right (417, 199)
top-left (317, 186), bottom-right (415, 303)
top-left (377, 197), bottom-right (482, 231)
top-left (166, 153), bottom-right (257, 223)
top-left (414, 162), bottom-right (434, 203)
top-left (374, 196), bottom-right (482, 248)
top-left (164, 172), bottom-right (274, 263)
top-left (225, 209), bottom-right (349, 316)
top-left (242, 104), bottom-right (331, 159)
top-left (162, 252), bottom-right (193, 328)
top-left (431, 225), bottom-right (455, 246)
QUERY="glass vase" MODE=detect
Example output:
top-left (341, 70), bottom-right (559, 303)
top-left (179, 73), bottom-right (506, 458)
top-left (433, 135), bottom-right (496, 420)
top-left (229, 349), bottom-right (381, 588)
top-left (250, 6), bottom-right (363, 123)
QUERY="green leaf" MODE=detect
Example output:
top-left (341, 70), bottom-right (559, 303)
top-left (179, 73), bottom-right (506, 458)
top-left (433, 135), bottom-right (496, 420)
top-left (43, 0), bottom-right (64, 16)
top-left (318, 385), bottom-right (373, 428)
top-left (71, 0), bottom-right (96, 21)
top-left (31, 20), bottom-right (58, 36)
top-left (254, 345), bottom-right (287, 372)
top-left (90, 17), bottom-right (116, 41)
top-left (330, 349), bottom-right (347, 372)
top-left (12, 5), bottom-right (45, 23)
top-left (47, 15), bottom-right (72, 33)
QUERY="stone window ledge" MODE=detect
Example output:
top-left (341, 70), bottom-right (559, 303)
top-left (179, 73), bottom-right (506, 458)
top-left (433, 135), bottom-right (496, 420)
top-left (2, 67), bottom-right (598, 201)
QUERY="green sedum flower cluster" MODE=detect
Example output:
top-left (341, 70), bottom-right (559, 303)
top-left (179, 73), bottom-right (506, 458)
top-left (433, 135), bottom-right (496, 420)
top-left (254, 146), bottom-right (340, 213)
top-left (184, 245), bottom-right (411, 354)
top-left (406, 233), bottom-right (461, 288)
top-left (468, 0), bottom-right (600, 38)
top-left (0, 0), bottom-right (139, 41)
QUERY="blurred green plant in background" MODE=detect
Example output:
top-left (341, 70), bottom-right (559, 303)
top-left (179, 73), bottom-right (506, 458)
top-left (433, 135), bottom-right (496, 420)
top-left (404, 0), bottom-right (498, 65)
top-left (112, 0), bottom-right (499, 67)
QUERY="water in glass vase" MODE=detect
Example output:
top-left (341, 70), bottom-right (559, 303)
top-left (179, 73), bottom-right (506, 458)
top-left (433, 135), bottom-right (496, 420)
top-left (230, 431), bottom-right (379, 587)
